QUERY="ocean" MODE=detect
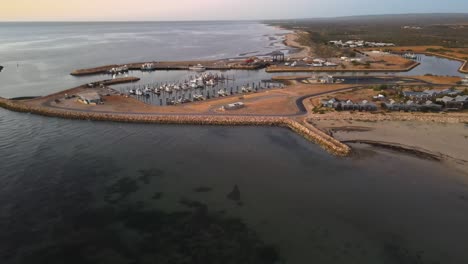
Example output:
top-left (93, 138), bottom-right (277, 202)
top-left (0, 21), bottom-right (290, 98)
top-left (0, 21), bottom-right (468, 264)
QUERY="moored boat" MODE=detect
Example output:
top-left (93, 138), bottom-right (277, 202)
top-left (189, 64), bottom-right (206, 72)
top-left (141, 63), bottom-right (156, 71)
top-left (217, 89), bottom-right (228, 97)
top-left (403, 53), bottom-right (417, 59)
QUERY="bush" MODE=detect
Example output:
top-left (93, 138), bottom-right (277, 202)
top-left (378, 84), bottom-right (389, 90)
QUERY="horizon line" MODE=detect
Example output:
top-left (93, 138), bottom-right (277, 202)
top-left (1, 12), bottom-right (467, 23)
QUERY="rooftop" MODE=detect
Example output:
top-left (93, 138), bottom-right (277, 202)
top-left (78, 91), bottom-right (101, 101)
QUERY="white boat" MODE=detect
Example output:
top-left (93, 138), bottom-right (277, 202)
top-left (182, 83), bottom-right (191, 90)
top-left (241, 86), bottom-right (252, 93)
top-left (144, 86), bottom-right (152, 93)
top-left (206, 79), bottom-right (216, 86)
top-left (108, 65), bottom-right (129, 74)
top-left (135, 89), bottom-right (143, 96)
top-left (403, 53), bottom-right (417, 59)
top-left (217, 89), bottom-right (228, 97)
top-left (193, 94), bottom-right (205, 101)
top-left (129, 89), bottom-right (136, 95)
top-left (141, 63), bottom-right (156, 71)
top-left (189, 64), bottom-right (206, 72)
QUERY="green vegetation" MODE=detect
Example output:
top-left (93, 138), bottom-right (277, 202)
top-left (312, 106), bottom-right (326, 114)
top-left (267, 14), bottom-right (468, 49)
top-left (373, 84), bottom-right (389, 91)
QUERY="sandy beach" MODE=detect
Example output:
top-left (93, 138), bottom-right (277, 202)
top-left (312, 119), bottom-right (468, 175)
top-left (284, 31), bottom-right (312, 58)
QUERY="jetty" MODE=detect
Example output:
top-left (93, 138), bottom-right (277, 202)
top-left (70, 60), bottom-right (267, 76)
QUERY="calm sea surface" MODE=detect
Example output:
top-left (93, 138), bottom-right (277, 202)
top-left (1, 22), bottom-right (468, 264)
top-left (0, 21), bottom-right (290, 98)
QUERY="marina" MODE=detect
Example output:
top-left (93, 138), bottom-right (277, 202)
top-left (119, 72), bottom-right (284, 106)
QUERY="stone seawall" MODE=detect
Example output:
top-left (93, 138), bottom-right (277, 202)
top-left (0, 98), bottom-right (351, 157)
top-left (285, 119), bottom-right (351, 156)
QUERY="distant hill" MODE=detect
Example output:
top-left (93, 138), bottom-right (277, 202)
top-left (267, 13), bottom-right (468, 25)
top-left (267, 13), bottom-right (468, 47)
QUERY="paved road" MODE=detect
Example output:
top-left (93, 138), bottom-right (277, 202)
top-left (42, 85), bottom-right (366, 118)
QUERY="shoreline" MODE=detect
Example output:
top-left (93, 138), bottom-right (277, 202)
top-left (283, 31), bottom-right (312, 58)
top-left (312, 119), bottom-right (468, 175)
top-left (70, 31), bottom-right (437, 76)
top-left (345, 140), bottom-right (442, 161)
top-left (280, 30), bottom-right (468, 74)
top-left (1, 73), bottom-right (466, 159)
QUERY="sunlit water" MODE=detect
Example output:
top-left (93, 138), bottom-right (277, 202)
top-left (1, 22), bottom-right (468, 264)
top-left (0, 21), bottom-right (290, 98)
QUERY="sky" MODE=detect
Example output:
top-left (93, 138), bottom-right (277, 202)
top-left (1, 0), bottom-right (467, 21)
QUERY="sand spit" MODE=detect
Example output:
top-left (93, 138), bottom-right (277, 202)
top-left (343, 140), bottom-right (442, 161)
top-left (312, 119), bottom-right (468, 174)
